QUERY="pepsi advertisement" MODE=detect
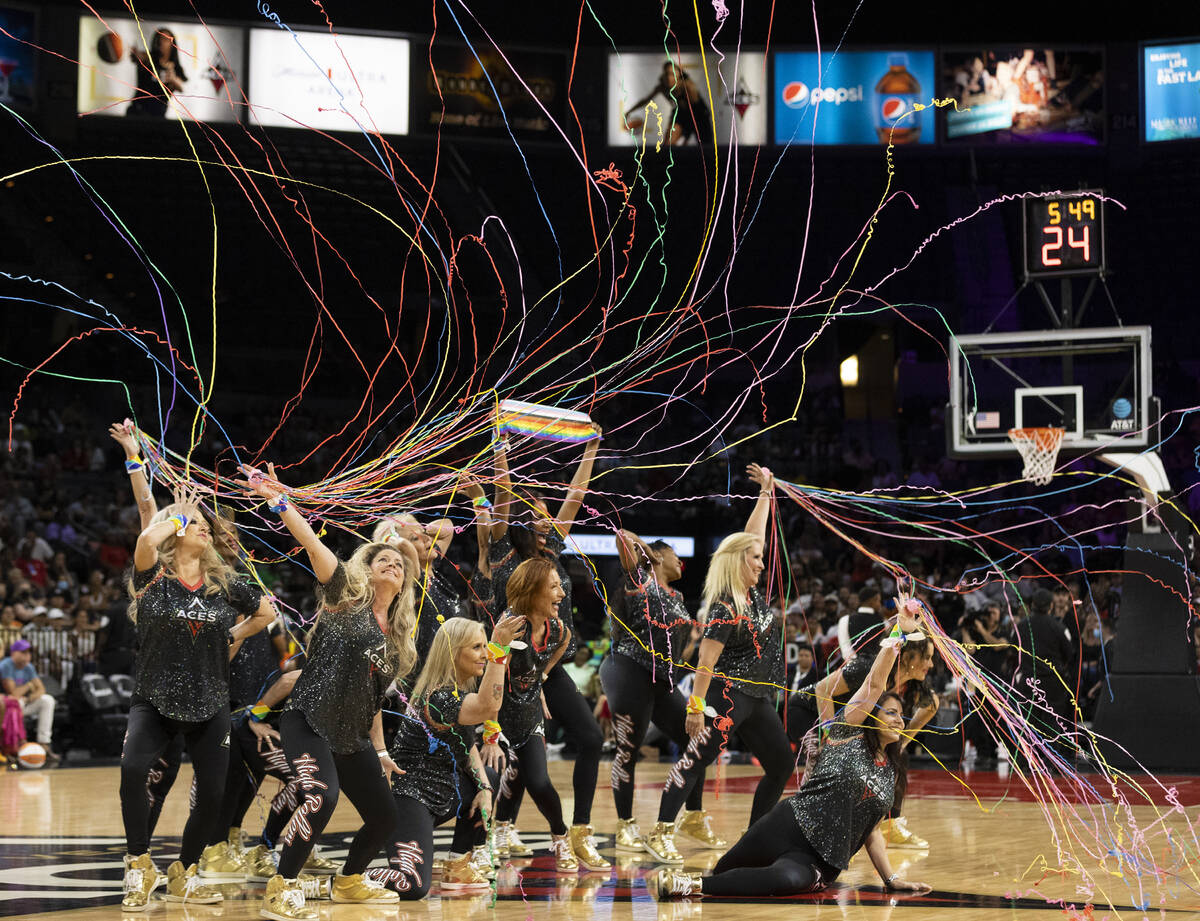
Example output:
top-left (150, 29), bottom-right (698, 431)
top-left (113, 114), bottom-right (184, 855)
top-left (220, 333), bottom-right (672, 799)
top-left (1143, 41), bottom-right (1200, 142)
top-left (774, 50), bottom-right (936, 146)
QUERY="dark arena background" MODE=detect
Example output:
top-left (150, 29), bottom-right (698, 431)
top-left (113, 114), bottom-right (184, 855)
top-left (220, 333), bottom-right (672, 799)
top-left (2, 1), bottom-right (1200, 919)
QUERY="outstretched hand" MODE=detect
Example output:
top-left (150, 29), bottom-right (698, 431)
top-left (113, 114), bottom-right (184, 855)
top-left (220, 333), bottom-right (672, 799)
top-left (236, 463), bottom-right (285, 503)
top-left (108, 420), bottom-right (139, 457)
top-left (491, 613), bottom-right (526, 647)
top-left (747, 463), bottom-right (774, 492)
top-left (170, 481), bottom-right (205, 522)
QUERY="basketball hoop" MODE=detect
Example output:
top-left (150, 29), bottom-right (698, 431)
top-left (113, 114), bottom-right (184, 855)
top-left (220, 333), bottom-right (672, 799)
top-left (1008, 427), bottom-right (1064, 486)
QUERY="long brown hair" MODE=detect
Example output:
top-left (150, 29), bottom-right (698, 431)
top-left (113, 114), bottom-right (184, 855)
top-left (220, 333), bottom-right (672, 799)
top-left (323, 541), bottom-right (418, 679)
top-left (861, 690), bottom-right (908, 807)
top-left (505, 557), bottom-right (557, 617)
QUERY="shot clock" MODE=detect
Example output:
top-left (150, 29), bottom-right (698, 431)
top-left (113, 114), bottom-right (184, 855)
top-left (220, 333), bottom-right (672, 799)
top-left (1023, 191), bottom-right (1106, 278)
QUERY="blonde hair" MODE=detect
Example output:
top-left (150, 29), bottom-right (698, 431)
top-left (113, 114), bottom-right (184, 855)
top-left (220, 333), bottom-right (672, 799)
top-left (126, 503), bottom-right (237, 624)
top-left (411, 617), bottom-right (486, 704)
top-left (326, 541), bottom-right (418, 679)
top-left (702, 532), bottom-right (762, 620)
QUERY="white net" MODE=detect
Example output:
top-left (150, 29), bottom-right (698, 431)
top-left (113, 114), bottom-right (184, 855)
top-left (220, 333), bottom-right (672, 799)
top-left (1008, 427), bottom-right (1065, 486)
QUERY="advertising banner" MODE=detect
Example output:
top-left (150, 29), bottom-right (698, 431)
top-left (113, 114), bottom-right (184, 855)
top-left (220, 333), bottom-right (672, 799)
top-left (608, 51), bottom-right (767, 147)
top-left (942, 47), bottom-right (1104, 144)
top-left (412, 44), bottom-right (565, 139)
top-left (77, 15), bottom-right (243, 121)
top-left (1143, 41), bottom-right (1200, 142)
top-left (0, 5), bottom-right (36, 110)
top-left (774, 49), bottom-right (936, 145)
top-left (248, 28), bottom-right (408, 135)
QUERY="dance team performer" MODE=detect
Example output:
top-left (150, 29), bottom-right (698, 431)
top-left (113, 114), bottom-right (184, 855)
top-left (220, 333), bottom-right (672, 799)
top-left (239, 464), bottom-right (418, 920)
top-left (119, 482), bottom-right (276, 910)
top-left (651, 464), bottom-right (792, 861)
top-left (652, 627), bottom-right (933, 899)
top-left (602, 529), bottom-right (720, 855)
top-left (365, 613), bottom-right (525, 898)
top-left (488, 431), bottom-right (609, 868)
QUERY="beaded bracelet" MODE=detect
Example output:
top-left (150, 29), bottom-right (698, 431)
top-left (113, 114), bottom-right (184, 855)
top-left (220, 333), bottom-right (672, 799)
top-left (486, 642), bottom-right (511, 666)
top-left (167, 513), bottom-right (189, 536)
top-left (124, 456), bottom-right (146, 474)
top-left (686, 695), bottom-right (706, 715)
top-left (248, 703), bottom-right (270, 722)
top-left (267, 495), bottom-right (289, 514)
top-left (482, 719), bottom-right (502, 745)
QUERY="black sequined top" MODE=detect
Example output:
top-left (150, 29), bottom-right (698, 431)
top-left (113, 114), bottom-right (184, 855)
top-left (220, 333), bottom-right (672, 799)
top-left (498, 613), bottom-right (565, 747)
top-left (789, 723), bottom-right (895, 870)
top-left (229, 622), bottom-right (277, 711)
top-left (131, 564), bottom-right (263, 721)
top-left (467, 570), bottom-right (494, 624)
top-left (286, 562), bottom-right (397, 754)
top-left (611, 568), bottom-right (694, 684)
top-left (390, 687), bottom-right (480, 816)
top-left (412, 569), bottom-right (462, 662)
top-left (489, 531), bottom-right (576, 659)
top-left (703, 587), bottom-right (783, 700)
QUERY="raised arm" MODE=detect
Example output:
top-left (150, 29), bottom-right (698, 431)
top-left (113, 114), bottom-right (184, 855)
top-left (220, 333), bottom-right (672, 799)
top-left (555, 428), bottom-right (601, 536)
top-left (228, 595), bottom-right (277, 660)
top-left (110, 420), bottom-right (157, 530)
top-left (492, 436), bottom-right (514, 537)
top-left (237, 463), bottom-right (337, 584)
top-left (462, 475), bottom-right (495, 574)
top-left (844, 640), bottom-right (901, 728)
top-left (814, 666), bottom-right (850, 729)
top-left (744, 463), bottom-right (774, 542)
top-left (133, 482), bottom-right (202, 572)
top-left (616, 528), bottom-right (658, 574)
top-left (458, 613), bottom-right (525, 724)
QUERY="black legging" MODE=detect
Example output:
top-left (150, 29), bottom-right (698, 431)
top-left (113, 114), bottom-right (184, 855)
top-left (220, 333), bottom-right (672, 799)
top-left (600, 653), bottom-right (705, 819)
top-left (502, 666), bottom-right (603, 827)
top-left (494, 735), bottom-right (567, 835)
top-left (211, 720), bottom-right (300, 849)
top-left (120, 699), bottom-right (229, 864)
top-left (450, 761), bottom-right (500, 855)
top-left (658, 685), bottom-right (794, 827)
top-left (700, 800), bottom-right (838, 897)
top-left (146, 734), bottom-right (183, 837)
top-left (276, 710), bottom-right (400, 878)
top-left (366, 794), bottom-right (457, 899)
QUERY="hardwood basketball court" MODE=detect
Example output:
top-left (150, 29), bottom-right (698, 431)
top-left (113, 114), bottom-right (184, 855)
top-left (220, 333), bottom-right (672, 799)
top-left (3, 759), bottom-right (1196, 920)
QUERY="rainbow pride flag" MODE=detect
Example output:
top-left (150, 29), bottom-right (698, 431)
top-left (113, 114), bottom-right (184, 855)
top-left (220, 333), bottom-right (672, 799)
top-left (497, 399), bottom-right (597, 443)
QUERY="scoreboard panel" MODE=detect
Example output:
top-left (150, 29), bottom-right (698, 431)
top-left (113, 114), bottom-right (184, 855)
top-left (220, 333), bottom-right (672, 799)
top-left (1023, 191), bottom-right (1106, 279)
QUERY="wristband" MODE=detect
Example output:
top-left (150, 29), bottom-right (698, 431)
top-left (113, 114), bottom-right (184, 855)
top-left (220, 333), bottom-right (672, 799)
top-left (686, 695), bottom-right (706, 716)
top-left (486, 642), bottom-right (511, 666)
top-left (249, 703), bottom-right (270, 722)
top-left (267, 495), bottom-right (289, 514)
top-left (377, 749), bottom-right (389, 759)
top-left (884, 872), bottom-right (899, 887)
top-left (125, 456), bottom-right (146, 474)
top-left (167, 513), bottom-right (189, 536)
top-left (482, 719), bottom-right (501, 745)
top-left (472, 496), bottom-right (492, 509)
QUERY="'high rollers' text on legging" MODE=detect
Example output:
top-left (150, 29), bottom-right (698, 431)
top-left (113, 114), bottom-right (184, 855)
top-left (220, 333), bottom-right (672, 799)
top-left (599, 653), bottom-right (706, 818)
top-left (658, 685), bottom-right (794, 827)
top-left (275, 710), bottom-right (400, 878)
top-left (366, 794), bottom-right (459, 899)
top-left (120, 698), bottom-right (229, 864)
top-left (700, 800), bottom-right (838, 896)
top-left (494, 736), bottom-right (567, 835)
top-left (145, 734), bottom-right (183, 837)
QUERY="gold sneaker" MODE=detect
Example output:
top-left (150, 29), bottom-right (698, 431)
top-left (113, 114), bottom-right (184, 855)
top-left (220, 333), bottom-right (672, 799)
top-left (243, 844), bottom-right (279, 883)
top-left (549, 834), bottom-right (580, 872)
top-left (260, 874), bottom-right (317, 921)
top-left (330, 872), bottom-right (401, 904)
top-left (121, 853), bottom-right (159, 912)
top-left (568, 824), bottom-right (610, 870)
top-left (198, 841), bottom-right (246, 881)
top-left (649, 868), bottom-right (703, 900)
top-left (297, 873), bottom-right (332, 900)
top-left (163, 860), bottom-right (223, 903)
top-left (227, 825), bottom-right (246, 861)
top-left (301, 843), bottom-right (339, 876)
top-left (644, 822), bottom-right (684, 865)
top-left (469, 845), bottom-right (496, 880)
top-left (675, 809), bottom-right (727, 848)
top-left (493, 821), bottom-right (532, 857)
top-left (441, 853), bottom-right (491, 891)
top-left (614, 818), bottom-right (646, 852)
top-left (879, 817), bottom-right (929, 849)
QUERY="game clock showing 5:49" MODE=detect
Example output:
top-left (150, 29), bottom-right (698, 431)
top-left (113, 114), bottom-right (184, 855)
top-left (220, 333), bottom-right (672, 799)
top-left (1023, 191), bottom-right (1106, 279)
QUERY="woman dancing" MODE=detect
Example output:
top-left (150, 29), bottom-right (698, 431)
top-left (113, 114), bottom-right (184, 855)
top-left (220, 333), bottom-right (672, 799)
top-left (602, 529), bottom-right (720, 855)
top-left (488, 431), bottom-right (609, 868)
top-left (649, 464), bottom-right (791, 863)
top-left (119, 483), bottom-right (275, 910)
top-left (240, 464), bottom-right (417, 920)
top-left (365, 613), bottom-right (524, 897)
top-left (652, 631), bottom-right (932, 898)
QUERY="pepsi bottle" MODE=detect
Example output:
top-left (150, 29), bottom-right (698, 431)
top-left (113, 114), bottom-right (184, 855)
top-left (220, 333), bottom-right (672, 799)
top-left (874, 53), bottom-right (921, 143)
